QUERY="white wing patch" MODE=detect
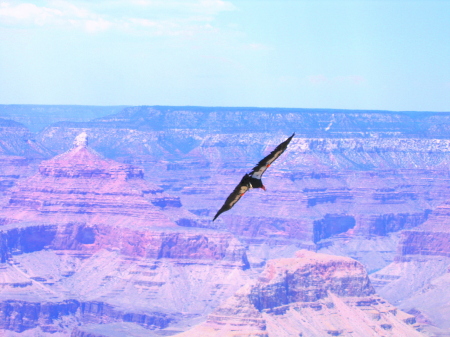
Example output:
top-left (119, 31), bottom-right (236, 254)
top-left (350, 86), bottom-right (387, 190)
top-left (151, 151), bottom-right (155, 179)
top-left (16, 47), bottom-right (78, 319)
top-left (228, 185), bottom-right (249, 208)
top-left (250, 148), bottom-right (284, 179)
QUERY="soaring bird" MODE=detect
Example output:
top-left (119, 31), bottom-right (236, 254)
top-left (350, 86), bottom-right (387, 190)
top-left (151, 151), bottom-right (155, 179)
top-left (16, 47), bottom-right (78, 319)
top-left (213, 133), bottom-right (295, 221)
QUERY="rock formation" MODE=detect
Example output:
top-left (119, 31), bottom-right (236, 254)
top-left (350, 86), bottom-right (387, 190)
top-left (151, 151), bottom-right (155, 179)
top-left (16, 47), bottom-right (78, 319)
top-left (0, 133), bottom-right (250, 335)
top-left (370, 201), bottom-right (450, 334)
top-left (0, 133), bottom-right (193, 227)
top-left (178, 250), bottom-right (423, 337)
top-left (1, 106), bottom-right (449, 335)
top-left (0, 118), bottom-right (50, 159)
top-left (35, 107), bottom-right (450, 256)
top-left (0, 104), bottom-right (125, 132)
top-left (0, 117), bottom-right (52, 204)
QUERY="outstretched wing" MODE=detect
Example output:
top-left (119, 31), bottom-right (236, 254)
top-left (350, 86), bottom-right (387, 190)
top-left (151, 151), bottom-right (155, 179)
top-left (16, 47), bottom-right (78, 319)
top-left (213, 175), bottom-right (250, 221)
top-left (250, 133), bottom-right (295, 179)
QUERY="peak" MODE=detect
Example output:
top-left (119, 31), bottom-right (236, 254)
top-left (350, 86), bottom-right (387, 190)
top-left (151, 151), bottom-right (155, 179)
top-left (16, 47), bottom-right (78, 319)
top-left (39, 143), bottom-right (143, 180)
top-left (47, 145), bottom-right (110, 166)
top-left (74, 132), bottom-right (88, 148)
top-left (259, 250), bottom-right (367, 285)
top-left (267, 250), bottom-right (357, 269)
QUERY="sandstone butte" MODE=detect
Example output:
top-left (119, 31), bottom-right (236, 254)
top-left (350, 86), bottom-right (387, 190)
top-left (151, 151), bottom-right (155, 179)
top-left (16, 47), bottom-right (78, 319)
top-left (0, 134), bottom-right (250, 336)
top-left (0, 131), bottom-right (187, 228)
top-left (175, 250), bottom-right (422, 337)
top-left (0, 133), bottom-right (426, 336)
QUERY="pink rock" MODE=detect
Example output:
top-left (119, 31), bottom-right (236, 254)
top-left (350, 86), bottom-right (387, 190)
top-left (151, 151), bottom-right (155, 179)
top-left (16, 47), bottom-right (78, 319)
top-left (179, 251), bottom-right (423, 337)
top-left (1, 141), bottom-right (180, 228)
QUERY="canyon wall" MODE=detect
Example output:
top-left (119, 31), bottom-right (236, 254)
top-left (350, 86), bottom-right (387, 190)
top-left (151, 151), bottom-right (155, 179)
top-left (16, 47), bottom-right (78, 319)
top-left (0, 106), bottom-right (449, 335)
top-left (34, 106), bottom-right (450, 275)
top-left (178, 251), bottom-right (422, 337)
top-left (370, 204), bottom-right (450, 334)
top-left (0, 135), bottom-right (250, 335)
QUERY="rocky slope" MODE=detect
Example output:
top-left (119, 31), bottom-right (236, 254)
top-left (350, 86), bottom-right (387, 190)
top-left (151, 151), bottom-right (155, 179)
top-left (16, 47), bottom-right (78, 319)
top-left (0, 134), bottom-right (250, 335)
top-left (1, 105), bottom-right (450, 334)
top-left (177, 250), bottom-right (423, 337)
top-left (0, 118), bottom-right (50, 159)
top-left (35, 106), bottom-right (450, 273)
top-left (0, 132), bottom-right (194, 228)
top-left (370, 204), bottom-right (450, 334)
top-left (0, 117), bottom-right (52, 206)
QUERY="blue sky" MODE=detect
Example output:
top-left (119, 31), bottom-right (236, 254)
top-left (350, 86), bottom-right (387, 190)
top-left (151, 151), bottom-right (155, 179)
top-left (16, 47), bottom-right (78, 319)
top-left (0, 0), bottom-right (449, 111)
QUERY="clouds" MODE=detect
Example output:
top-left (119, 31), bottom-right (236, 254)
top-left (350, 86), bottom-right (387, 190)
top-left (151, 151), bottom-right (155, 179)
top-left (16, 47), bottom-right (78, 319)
top-left (0, 0), bottom-right (235, 34)
top-left (0, 1), bottom-right (111, 32)
top-left (1, 0), bottom-right (449, 111)
top-left (0, 2), bottom-right (63, 26)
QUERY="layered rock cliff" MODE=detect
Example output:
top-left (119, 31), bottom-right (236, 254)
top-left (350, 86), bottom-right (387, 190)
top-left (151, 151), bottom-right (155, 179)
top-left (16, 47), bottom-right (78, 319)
top-left (36, 107), bottom-right (450, 253)
top-left (0, 118), bottom-right (50, 159)
top-left (1, 106), bottom-right (449, 335)
top-left (0, 117), bottom-right (52, 203)
top-left (0, 105), bottom-right (126, 132)
top-left (178, 250), bottom-right (422, 337)
top-left (0, 239), bottom-right (250, 334)
top-left (370, 206), bottom-right (450, 334)
top-left (0, 134), bottom-right (194, 228)
top-left (0, 299), bottom-right (171, 335)
top-left (0, 134), bottom-right (251, 335)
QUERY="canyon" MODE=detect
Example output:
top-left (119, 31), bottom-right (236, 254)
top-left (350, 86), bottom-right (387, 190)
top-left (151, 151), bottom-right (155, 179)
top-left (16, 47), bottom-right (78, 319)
top-left (178, 250), bottom-right (421, 337)
top-left (0, 105), bottom-right (449, 335)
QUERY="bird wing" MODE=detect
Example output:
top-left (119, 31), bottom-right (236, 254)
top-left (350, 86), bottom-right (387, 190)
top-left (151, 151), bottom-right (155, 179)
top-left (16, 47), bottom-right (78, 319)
top-left (250, 133), bottom-right (295, 179)
top-left (213, 175), bottom-right (250, 221)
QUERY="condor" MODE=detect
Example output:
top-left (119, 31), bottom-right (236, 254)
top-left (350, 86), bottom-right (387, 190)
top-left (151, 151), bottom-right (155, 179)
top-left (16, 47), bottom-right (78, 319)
top-left (213, 133), bottom-right (295, 221)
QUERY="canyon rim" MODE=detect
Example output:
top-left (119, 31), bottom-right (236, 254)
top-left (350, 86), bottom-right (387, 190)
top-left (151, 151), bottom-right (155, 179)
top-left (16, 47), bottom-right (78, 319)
top-left (0, 105), bottom-right (449, 336)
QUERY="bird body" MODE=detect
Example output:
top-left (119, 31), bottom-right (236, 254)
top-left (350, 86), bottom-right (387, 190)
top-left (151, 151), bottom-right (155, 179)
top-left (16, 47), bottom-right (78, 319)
top-left (213, 133), bottom-right (295, 221)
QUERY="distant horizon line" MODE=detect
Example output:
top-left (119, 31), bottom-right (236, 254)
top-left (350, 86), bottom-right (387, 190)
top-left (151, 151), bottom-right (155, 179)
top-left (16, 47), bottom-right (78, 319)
top-left (1, 103), bottom-right (449, 114)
